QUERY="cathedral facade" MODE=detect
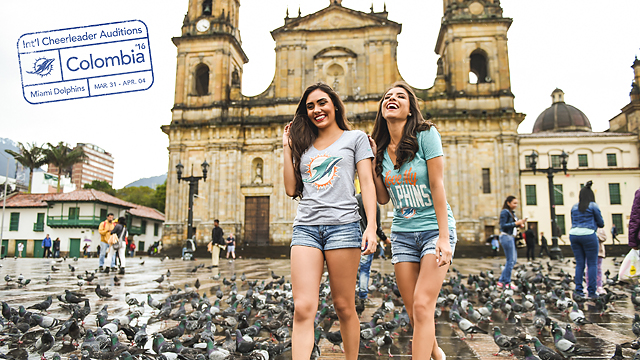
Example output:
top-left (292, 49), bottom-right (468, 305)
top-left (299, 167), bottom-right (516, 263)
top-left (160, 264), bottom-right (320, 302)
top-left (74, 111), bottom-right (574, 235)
top-left (161, 0), bottom-right (524, 247)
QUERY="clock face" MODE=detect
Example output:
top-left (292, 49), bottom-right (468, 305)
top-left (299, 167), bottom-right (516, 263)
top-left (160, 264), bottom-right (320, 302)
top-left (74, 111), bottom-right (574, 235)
top-left (196, 19), bottom-right (210, 32)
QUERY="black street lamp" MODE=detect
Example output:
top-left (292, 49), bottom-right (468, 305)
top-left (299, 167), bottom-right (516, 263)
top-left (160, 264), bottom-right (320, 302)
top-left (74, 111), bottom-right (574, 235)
top-left (529, 150), bottom-right (568, 260)
top-left (176, 160), bottom-right (209, 240)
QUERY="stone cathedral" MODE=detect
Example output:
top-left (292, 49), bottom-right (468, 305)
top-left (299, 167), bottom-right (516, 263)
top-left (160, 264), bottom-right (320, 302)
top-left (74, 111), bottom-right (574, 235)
top-left (161, 0), bottom-right (523, 248)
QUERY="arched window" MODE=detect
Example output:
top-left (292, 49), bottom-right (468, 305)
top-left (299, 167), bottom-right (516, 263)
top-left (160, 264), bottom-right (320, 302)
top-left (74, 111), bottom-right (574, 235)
top-left (195, 64), bottom-right (209, 96)
top-left (469, 49), bottom-right (489, 84)
top-left (202, 0), bottom-right (212, 16)
top-left (326, 63), bottom-right (345, 93)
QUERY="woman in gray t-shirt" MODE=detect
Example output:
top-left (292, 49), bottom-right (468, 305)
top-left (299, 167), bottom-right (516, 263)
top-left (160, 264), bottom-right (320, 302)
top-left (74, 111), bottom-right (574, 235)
top-left (283, 82), bottom-right (377, 360)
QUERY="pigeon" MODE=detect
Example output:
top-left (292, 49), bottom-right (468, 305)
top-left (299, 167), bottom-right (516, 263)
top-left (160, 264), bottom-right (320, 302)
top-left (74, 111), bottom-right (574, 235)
top-left (32, 329), bottom-right (55, 358)
top-left (521, 345), bottom-right (542, 360)
top-left (31, 313), bottom-right (60, 328)
top-left (611, 344), bottom-right (624, 360)
top-left (375, 330), bottom-right (394, 357)
top-left (451, 312), bottom-right (488, 339)
top-left (532, 336), bottom-right (563, 360)
top-left (551, 328), bottom-right (592, 358)
top-left (492, 326), bottom-right (521, 355)
top-left (27, 295), bottom-right (53, 311)
top-left (236, 329), bottom-right (256, 353)
top-left (569, 303), bottom-right (591, 330)
top-left (154, 274), bottom-right (165, 284)
top-left (95, 285), bottom-right (113, 299)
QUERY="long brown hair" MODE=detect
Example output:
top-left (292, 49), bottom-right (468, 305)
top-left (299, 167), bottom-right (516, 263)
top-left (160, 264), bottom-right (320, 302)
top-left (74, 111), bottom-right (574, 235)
top-left (287, 82), bottom-right (351, 199)
top-left (371, 81), bottom-right (434, 176)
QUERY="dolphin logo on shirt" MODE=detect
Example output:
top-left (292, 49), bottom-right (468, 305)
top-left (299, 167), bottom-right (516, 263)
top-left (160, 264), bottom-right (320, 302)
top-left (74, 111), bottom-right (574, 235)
top-left (304, 155), bottom-right (342, 190)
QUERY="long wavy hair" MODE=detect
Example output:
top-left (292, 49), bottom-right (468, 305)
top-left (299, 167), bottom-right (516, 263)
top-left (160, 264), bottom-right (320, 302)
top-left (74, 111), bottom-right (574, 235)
top-left (371, 81), bottom-right (434, 177)
top-left (578, 180), bottom-right (595, 212)
top-left (287, 82), bottom-right (351, 200)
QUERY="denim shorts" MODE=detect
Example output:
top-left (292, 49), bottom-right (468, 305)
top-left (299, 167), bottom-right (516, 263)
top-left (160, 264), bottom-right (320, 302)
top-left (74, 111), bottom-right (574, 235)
top-left (390, 228), bottom-right (457, 264)
top-left (291, 221), bottom-right (362, 251)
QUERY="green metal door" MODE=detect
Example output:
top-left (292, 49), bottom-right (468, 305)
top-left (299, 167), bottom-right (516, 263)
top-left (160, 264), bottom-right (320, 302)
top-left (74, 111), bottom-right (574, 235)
top-left (69, 238), bottom-right (81, 258)
top-left (1, 240), bottom-right (8, 257)
top-left (15, 240), bottom-right (27, 257)
top-left (34, 240), bottom-right (44, 258)
top-left (138, 241), bottom-right (145, 252)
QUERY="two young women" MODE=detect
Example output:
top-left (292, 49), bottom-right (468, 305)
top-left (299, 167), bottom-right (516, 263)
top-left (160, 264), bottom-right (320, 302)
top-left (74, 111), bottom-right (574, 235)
top-left (283, 81), bottom-right (456, 360)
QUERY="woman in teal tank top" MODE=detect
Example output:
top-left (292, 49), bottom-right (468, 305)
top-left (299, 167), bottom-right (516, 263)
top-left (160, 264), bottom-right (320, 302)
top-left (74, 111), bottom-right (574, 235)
top-left (370, 81), bottom-right (456, 360)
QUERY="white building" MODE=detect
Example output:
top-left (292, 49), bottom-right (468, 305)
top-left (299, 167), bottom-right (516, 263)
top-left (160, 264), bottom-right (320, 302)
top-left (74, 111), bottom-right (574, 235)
top-left (1, 189), bottom-right (164, 257)
top-left (519, 89), bottom-right (640, 244)
top-left (30, 171), bottom-right (76, 194)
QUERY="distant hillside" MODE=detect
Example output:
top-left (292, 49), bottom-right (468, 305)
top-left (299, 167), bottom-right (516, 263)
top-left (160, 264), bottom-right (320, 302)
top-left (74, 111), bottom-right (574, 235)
top-left (125, 173), bottom-right (167, 189)
top-left (0, 138), bottom-right (19, 178)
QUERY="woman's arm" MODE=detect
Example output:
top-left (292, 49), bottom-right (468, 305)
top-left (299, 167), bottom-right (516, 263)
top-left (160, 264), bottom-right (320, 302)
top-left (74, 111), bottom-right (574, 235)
top-left (593, 203), bottom-right (605, 228)
top-left (282, 122), bottom-right (297, 197)
top-left (427, 155), bottom-right (452, 267)
top-left (367, 135), bottom-right (390, 204)
top-left (357, 158), bottom-right (378, 255)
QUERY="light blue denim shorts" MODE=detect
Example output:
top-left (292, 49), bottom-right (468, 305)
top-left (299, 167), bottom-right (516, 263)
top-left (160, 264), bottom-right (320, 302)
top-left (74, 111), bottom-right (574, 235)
top-left (291, 221), bottom-right (362, 251)
top-left (390, 228), bottom-right (457, 264)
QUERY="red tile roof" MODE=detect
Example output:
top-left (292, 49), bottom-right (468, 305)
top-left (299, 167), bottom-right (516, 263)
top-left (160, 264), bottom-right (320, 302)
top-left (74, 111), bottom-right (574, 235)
top-left (2, 193), bottom-right (52, 208)
top-left (127, 205), bottom-right (165, 221)
top-left (47, 189), bottom-right (133, 207)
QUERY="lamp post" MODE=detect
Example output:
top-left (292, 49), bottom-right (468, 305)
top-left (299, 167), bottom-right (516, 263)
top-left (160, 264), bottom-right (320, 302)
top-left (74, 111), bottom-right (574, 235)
top-left (176, 160), bottom-right (209, 241)
top-left (529, 150), bottom-right (568, 260)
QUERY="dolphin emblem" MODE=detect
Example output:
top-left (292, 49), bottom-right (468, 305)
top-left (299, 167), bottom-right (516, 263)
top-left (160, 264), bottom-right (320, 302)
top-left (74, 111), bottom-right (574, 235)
top-left (401, 207), bottom-right (416, 219)
top-left (304, 156), bottom-right (342, 183)
top-left (26, 58), bottom-right (55, 77)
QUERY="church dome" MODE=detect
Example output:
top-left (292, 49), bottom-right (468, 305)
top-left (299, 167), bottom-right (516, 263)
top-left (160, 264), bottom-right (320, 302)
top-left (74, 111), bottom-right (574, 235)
top-left (532, 89), bottom-right (592, 133)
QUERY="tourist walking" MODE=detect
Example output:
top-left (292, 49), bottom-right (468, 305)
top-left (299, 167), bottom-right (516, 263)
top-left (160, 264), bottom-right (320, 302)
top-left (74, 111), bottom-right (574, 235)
top-left (53, 238), bottom-right (61, 258)
top-left (538, 232), bottom-right (551, 258)
top-left (42, 234), bottom-right (52, 258)
top-left (629, 188), bottom-right (640, 250)
top-left (355, 193), bottom-right (388, 306)
top-left (17, 242), bottom-right (24, 257)
top-left (370, 81), bottom-right (456, 360)
top-left (98, 213), bottom-right (116, 271)
top-left (612, 224), bottom-right (620, 244)
top-left (208, 220), bottom-right (224, 267)
top-left (525, 224), bottom-right (537, 261)
top-left (569, 181), bottom-right (604, 299)
top-left (105, 216), bottom-right (128, 275)
top-left (226, 233), bottom-right (236, 260)
top-left (283, 82), bottom-right (377, 360)
top-left (498, 196), bottom-right (526, 290)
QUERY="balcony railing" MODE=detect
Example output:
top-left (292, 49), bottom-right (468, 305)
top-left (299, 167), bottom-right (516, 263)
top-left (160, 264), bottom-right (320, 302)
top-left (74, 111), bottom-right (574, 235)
top-left (47, 216), bottom-right (102, 228)
top-left (128, 225), bottom-right (143, 235)
top-left (33, 223), bottom-right (45, 232)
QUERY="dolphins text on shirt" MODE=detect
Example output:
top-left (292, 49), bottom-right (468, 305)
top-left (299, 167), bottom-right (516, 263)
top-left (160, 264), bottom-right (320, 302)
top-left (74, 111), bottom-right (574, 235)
top-left (384, 168), bottom-right (432, 209)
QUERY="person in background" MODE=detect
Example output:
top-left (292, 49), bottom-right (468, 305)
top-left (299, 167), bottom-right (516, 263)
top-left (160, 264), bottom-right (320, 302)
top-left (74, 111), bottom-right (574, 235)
top-left (128, 237), bottom-right (136, 257)
top-left (538, 231), bottom-right (550, 258)
top-left (355, 193), bottom-right (389, 307)
top-left (98, 213), bottom-right (116, 271)
top-left (83, 243), bottom-right (90, 257)
top-left (226, 233), bottom-right (236, 261)
top-left (525, 224), bottom-right (537, 262)
top-left (595, 227), bottom-right (607, 295)
top-left (498, 196), bottom-right (526, 289)
top-left (378, 237), bottom-right (388, 260)
top-left (629, 188), bottom-right (640, 250)
top-left (52, 237), bottom-right (61, 258)
top-left (612, 224), bottom-right (620, 244)
top-left (209, 220), bottom-right (224, 267)
top-left (491, 235), bottom-right (500, 257)
top-left (105, 216), bottom-right (128, 275)
top-left (42, 234), bottom-right (52, 258)
top-left (17, 242), bottom-right (24, 257)
top-left (569, 181), bottom-right (604, 300)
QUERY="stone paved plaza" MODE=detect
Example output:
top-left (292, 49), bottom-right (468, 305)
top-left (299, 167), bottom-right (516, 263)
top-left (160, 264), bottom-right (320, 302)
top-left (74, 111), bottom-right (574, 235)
top-left (0, 254), bottom-right (637, 359)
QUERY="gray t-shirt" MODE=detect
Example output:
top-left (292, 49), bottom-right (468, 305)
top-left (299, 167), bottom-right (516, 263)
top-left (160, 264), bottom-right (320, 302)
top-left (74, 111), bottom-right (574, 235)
top-left (293, 130), bottom-right (374, 226)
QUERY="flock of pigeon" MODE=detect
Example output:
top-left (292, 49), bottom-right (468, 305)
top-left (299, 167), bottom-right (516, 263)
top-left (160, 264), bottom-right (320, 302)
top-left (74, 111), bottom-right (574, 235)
top-left (0, 255), bottom-right (639, 360)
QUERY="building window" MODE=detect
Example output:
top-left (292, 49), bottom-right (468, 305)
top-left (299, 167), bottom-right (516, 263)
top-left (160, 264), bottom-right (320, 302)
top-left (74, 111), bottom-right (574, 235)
top-left (100, 209), bottom-right (107, 221)
top-left (9, 212), bottom-right (19, 231)
top-left (556, 214), bottom-right (566, 236)
top-left (525, 155), bottom-right (534, 169)
top-left (609, 183), bottom-right (621, 205)
top-left (141, 220), bottom-right (147, 234)
top-left (578, 154), bottom-right (588, 167)
top-left (469, 49), bottom-right (489, 84)
top-left (482, 168), bottom-right (491, 194)
top-left (154, 223), bottom-right (159, 237)
top-left (607, 153), bottom-right (617, 167)
top-left (612, 214), bottom-right (624, 234)
top-left (551, 155), bottom-right (561, 168)
top-left (195, 64), bottom-right (210, 96)
top-left (202, 0), bottom-right (212, 15)
top-left (34, 213), bottom-right (45, 232)
top-left (69, 207), bottom-right (80, 219)
top-left (525, 185), bottom-right (537, 205)
top-left (553, 184), bottom-right (564, 206)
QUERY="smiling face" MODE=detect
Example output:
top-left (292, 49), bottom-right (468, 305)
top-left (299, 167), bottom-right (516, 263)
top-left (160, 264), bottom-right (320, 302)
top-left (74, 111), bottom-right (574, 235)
top-left (306, 89), bottom-right (337, 130)
top-left (381, 86), bottom-right (411, 121)
top-left (508, 198), bottom-right (519, 210)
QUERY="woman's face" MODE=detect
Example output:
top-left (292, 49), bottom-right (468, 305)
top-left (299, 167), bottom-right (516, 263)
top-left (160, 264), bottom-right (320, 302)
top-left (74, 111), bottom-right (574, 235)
top-left (381, 86), bottom-right (411, 121)
top-left (306, 89), bottom-right (337, 130)
top-left (508, 198), bottom-right (519, 210)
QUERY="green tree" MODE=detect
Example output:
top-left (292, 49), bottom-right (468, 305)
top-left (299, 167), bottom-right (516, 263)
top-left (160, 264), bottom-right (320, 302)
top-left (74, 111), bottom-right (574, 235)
top-left (44, 142), bottom-right (86, 193)
top-left (153, 181), bottom-right (166, 212)
top-left (84, 180), bottom-right (116, 196)
top-left (5, 142), bottom-right (47, 193)
top-left (116, 186), bottom-right (156, 208)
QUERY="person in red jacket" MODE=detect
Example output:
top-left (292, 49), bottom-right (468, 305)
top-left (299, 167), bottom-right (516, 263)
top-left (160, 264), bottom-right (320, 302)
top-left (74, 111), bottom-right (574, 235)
top-left (629, 188), bottom-right (640, 250)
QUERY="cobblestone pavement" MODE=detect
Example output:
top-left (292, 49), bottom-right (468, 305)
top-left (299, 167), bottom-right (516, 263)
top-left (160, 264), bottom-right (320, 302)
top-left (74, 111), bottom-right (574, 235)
top-left (0, 254), bottom-right (635, 359)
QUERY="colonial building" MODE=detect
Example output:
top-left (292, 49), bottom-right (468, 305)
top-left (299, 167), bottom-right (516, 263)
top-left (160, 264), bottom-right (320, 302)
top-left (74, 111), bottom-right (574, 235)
top-left (520, 89), bottom-right (640, 244)
top-left (1, 189), bottom-right (164, 257)
top-left (161, 0), bottom-right (524, 247)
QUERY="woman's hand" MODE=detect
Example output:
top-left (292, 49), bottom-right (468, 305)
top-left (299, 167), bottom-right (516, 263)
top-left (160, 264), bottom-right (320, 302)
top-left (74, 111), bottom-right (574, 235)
top-left (368, 135), bottom-right (377, 156)
top-left (361, 227), bottom-right (378, 255)
top-left (435, 235), bottom-right (452, 267)
top-left (283, 122), bottom-right (292, 148)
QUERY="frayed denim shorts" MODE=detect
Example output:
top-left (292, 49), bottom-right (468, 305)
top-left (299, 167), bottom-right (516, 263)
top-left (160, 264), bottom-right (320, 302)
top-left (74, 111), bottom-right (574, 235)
top-left (291, 221), bottom-right (362, 251)
top-left (390, 228), bottom-right (457, 264)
